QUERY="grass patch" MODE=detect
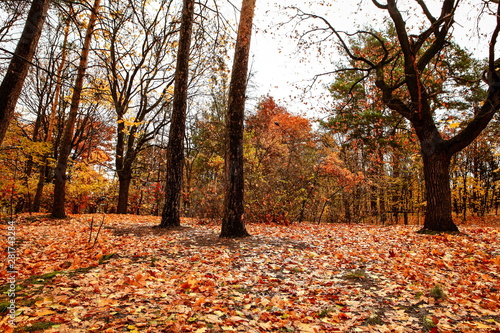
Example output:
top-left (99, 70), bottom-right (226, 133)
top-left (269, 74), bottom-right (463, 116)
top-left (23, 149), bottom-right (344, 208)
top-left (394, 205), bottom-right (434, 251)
top-left (1, 283), bottom-right (23, 295)
top-left (0, 298), bottom-right (39, 313)
top-left (25, 271), bottom-right (63, 285)
top-left (318, 308), bottom-right (331, 318)
top-left (429, 284), bottom-right (446, 301)
top-left (417, 228), bottom-right (463, 236)
top-left (150, 256), bottom-right (160, 267)
top-left (343, 269), bottom-right (368, 280)
top-left (0, 256), bottom-right (112, 309)
top-left (235, 288), bottom-right (248, 293)
top-left (98, 253), bottom-right (116, 264)
top-left (365, 313), bottom-right (384, 325)
top-left (422, 315), bottom-right (437, 331)
top-left (0, 301), bottom-right (11, 314)
top-left (17, 321), bottom-right (58, 332)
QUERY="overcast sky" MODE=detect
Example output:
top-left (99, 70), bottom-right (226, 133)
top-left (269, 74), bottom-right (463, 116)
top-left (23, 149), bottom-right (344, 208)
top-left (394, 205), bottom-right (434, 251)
top-left (247, 0), bottom-right (497, 118)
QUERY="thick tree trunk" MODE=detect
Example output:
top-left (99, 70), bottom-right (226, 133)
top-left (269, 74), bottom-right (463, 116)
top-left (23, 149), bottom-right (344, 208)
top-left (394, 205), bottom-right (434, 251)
top-left (158, 0), bottom-right (195, 228)
top-left (220, 0), bottom-right (256, 238)
top-left (116, 172), bottom-right (132, 214)
top-left (52, 0), bottom-right (100, 218)
top-left (420, 149), bottom-right (459, 232)
top-left (0, 0), bottom-right (50, 145)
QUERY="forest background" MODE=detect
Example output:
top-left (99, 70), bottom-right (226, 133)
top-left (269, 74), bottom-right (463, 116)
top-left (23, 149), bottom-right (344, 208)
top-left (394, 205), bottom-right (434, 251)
top-left (0, 0), bottom-right (499, 227)
top-left (1, 0), bottom-right (500, 331)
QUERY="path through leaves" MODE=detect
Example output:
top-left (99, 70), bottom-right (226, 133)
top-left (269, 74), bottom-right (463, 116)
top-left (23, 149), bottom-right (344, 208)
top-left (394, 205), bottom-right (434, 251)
top-left (1, 215), bottom-right (499, 332)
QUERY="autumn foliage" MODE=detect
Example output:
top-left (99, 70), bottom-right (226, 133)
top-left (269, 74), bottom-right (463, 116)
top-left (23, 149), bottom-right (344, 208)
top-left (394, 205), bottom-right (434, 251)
top-left (1, 91), bottom-right (498, 226)
top-left (1, 214), bottom-right (499, 332)
top-left (1, 0), bottom-right (500, 330)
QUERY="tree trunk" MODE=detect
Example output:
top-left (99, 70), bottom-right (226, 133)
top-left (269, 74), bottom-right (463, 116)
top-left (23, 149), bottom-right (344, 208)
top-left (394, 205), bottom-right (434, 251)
top-left (158, 0), bottom-right (195, 228)
top-left (32, 165), bottom-right (47, 212)
top-left (420, 149), bottom-right (459, 232)
top-left (220, 0), bottom-right (256, 238)
top-left (52, 0), bottom-right (101, 218)
top-left (0, 0), bottom-right (51, 145)
top-left (117, 171), bottom-right (132, 214)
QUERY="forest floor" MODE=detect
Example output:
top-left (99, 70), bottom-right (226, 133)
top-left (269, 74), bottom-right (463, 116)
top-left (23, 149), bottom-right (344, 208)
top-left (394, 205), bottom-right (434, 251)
top-left (0, 214), bottom-right (499, 333)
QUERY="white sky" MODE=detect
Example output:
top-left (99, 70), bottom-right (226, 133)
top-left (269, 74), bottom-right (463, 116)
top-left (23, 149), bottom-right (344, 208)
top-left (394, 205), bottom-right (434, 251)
top-left (248, 0), bottom-right (498, 118)
top-left (250, 0), bottom-right (360, 118)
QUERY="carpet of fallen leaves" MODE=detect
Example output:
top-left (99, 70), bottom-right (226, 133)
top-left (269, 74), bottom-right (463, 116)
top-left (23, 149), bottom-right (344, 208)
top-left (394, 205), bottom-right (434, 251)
top-left (1, 214), bottom-right (499, 333)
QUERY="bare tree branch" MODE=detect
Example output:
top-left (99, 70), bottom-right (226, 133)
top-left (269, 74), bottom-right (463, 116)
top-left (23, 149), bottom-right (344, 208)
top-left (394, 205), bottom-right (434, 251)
top-left (372, 0), bottom-right (388, 9)
top-left (489, 0), bottom-right (500, 80)
top-left (414, 0), bottom-right (437, 24)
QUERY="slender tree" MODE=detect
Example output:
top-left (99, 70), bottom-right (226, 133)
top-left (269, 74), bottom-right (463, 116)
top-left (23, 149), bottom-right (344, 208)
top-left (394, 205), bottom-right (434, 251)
top-left (220, 0), bottom-right (256, 238)
top-left (100, 0), bottom-right (176, 214)
top-left (158, 0), bottom-right (195, 227)
top-left (33, 17), bottom-right (71, 212)
top-left (52, 0), bottom-right (101, 218)
top-left (0, 0), bottom-right (51, 145)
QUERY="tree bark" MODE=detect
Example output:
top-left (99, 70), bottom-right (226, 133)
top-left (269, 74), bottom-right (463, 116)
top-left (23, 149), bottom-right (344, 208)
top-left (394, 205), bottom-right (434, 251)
top-left (117, 169), bottom-right (132, 214)
top-left (420, 148), bottom-right (458, 232)
top-left (114, 112), bottom-right (130, 214)
top-left (115, 134), bottom-right (137, 214)
top-left (33, 167), bottom-right (46, 212)
top-left (158, 0), bottom-right (195, 227)
top-left (52, 0), bottom-right (101, 218)
top-left (0, 0), bottom-right (51, 145)
top-left (220, 0), bottom-right (256, 238)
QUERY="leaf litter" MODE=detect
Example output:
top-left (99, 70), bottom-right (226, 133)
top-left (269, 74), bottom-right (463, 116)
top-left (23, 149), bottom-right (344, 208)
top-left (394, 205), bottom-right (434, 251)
top-left (1, 214), bottom-right (499, 332)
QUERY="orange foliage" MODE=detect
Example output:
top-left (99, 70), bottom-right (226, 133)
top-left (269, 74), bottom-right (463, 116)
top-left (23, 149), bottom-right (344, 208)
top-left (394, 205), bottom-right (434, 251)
top-left (1, 215), bottom-right (499, 332)
top-left (245, 96), bottom-right (317, 223)
top-left (318, 152), bottom-right (365, 190)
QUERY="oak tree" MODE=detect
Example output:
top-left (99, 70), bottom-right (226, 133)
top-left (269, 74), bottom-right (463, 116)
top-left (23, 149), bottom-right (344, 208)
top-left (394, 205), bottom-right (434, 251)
top-left (294, 0), bottom-right (500, 232)
top-left (371, 0), bottom-right (500, 232)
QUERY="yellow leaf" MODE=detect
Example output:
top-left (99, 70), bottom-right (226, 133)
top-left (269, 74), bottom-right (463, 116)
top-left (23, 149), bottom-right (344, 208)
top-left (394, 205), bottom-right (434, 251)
top-left (35, 297), bottom-right (52, 307)
top-left (259, 322), bottom-right (272, 329)
top-left (203, 314), bottom-right (222, 323)
top-left (228, 315), bottom-right (247, 322)
top-left (474, 323), bottom-right (493, 329)
top-left (35, 309), bottom-right (56, 317)
top-left (296, 323), bottom-right (316, 333)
